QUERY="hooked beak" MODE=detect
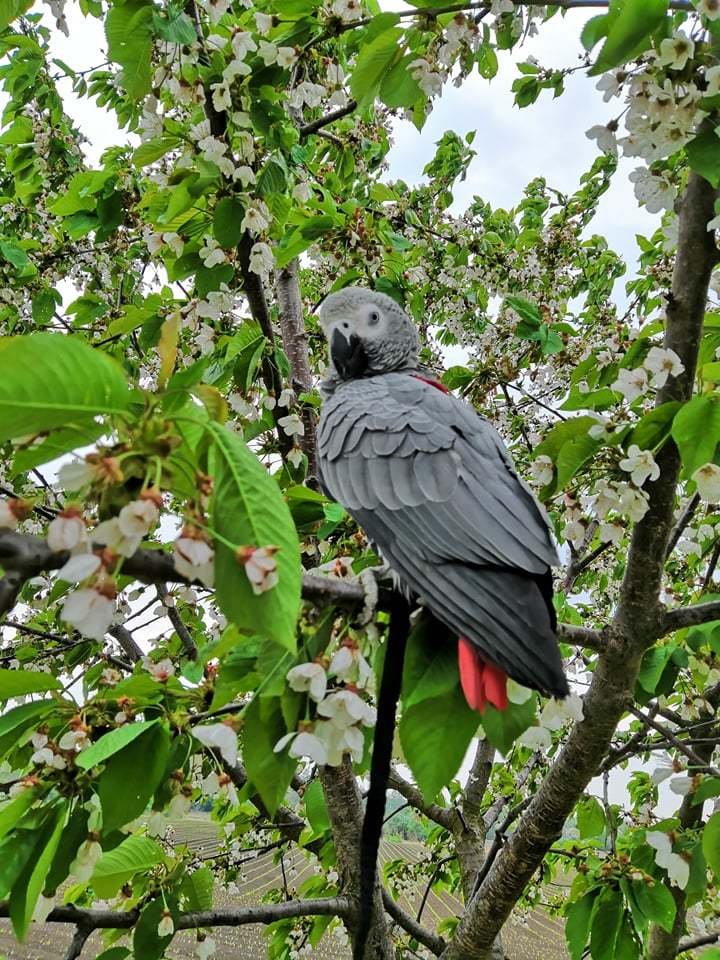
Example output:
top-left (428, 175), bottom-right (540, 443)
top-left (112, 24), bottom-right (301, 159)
top-left (331, 328), bottom-right (368, 380)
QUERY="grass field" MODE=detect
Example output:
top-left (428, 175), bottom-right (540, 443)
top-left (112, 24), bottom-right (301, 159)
top-left (0, 814), bottom-right (569, 959)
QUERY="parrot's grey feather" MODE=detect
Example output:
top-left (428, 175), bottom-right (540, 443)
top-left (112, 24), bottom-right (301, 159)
top-left (318, 371), bottom-right (566, 696)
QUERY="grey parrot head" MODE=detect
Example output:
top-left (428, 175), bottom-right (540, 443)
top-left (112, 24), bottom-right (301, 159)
top-left (318, 286), bottom-right (419, 381)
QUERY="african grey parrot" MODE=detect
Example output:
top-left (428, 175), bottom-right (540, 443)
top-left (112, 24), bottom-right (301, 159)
top-left (316, 287), bottom-right (568, 711)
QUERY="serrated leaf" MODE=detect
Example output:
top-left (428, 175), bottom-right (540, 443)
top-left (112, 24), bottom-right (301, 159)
top-left (213, 197), bottom-right (244, 248)
top-left (179, 866), bottom-right (213, 911)
top-left (566, 890), bottom-right (597, 960)
top-left (209, 423), bottom-right (301, 652)
top-left (703, 810), bottom-right (720, 878)
top-left (590, 888), bottom-right (623, 959)
top-left (105, 0), bottom-right (154, 100)
top-left (399, 685), bottom-right (478, 801)
top-left (0, 670), bottom-right (60, 699)
top-left (243, 694), bottom-right (297, 815)
top-left (349, 27), bottom-right (402, 108)
top-left (9, 802), bottom-right (66, 940)
top-left (402, 621), bottom-right (458, 709)
top-left (589, 0), bottom-right (668, 76)
top-left (97, 724), bottom-right (170, 832)
top-left (686, 129), bottom-right (720, 189)
top-left (0, 334), bottom-right (131, 441)
top-left (133, 137), bottom-right (180, 167)
top-left (75, 720), bottom-right (159, 770)
top-left (631, 878), bottom-right (676, 933)
top-left (577, 796), bottom-right (606, 838)
top-left (480, 693), bottom-right (537, 756)
top-left (91, 835), bottom-right (165, 899)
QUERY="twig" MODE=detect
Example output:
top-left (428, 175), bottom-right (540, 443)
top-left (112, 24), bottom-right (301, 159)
top-left (64, 922), bottom-right (92, 960)
top-left (626, 705), bottom-right (720, 776)
top-left (666, 494), bottom-right (701, 559)
top-left (157, 585), bottom-right (198, 660)
top-left (381, 889), bottom-right (446, 957)
top-left (416, 855), bottom-right (453, 923)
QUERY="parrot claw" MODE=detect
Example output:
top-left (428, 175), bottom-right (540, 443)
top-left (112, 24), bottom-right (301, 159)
top-left (356, 567), bottom-right (381, 625)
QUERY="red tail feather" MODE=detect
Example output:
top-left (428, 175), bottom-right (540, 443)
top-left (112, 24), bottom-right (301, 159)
top-left (458, 637), bottom-right (509, 714)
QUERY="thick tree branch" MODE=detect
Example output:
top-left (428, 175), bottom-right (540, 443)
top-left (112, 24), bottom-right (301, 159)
top-left (0, 898), bottom-right (350, 931)
top-left (556, 622), bottom-right (605, 650)
top-left (676, 931), bottom-right (720, 953)
top-left (275, 258), bottom-right (318, 477)
top-left (381, 889), bottom-right (446, 956)
top-left (660, 599), bottom-right (720, 636)
top-left (157, 585), bottom-right (198, 660)
top-left (387, 765), bottom-right (454, 829)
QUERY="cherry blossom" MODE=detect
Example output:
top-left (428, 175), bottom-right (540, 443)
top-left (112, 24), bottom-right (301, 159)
top-left (57, 458), bottom-right (97, 491)
top-left (192, 723), bottom-right (238, 765)
top-left (237, 545), bottom-right (279, 594)
top-left (158, 911), bottom-right (174, 937)
top-left (692, 463), bottom-right (720, 502)
top-left (331, 0), bottom-right (363, 19)
top-left (0, 498), bottom-right (30, 529)
top-left (643, 346), bottom-right (684, 387)
top-left (658, 32), bottom-right (694, 71)
top-left (240, 199), bottom-right (271, 235)
top-left (314, 719), bottom-right (365, 765)
top-left (47, 508), bottom-right (88, 552)
top-left (316, 689), bottom-right (375, 728)
top-left (274, 727), bottom-right (328, 765)
top-left (612, 366), bottom-right (649, 401)
top-left (528, 455), bottom-right (553, 487)
top-left (278, 413), bottom-right (304, 437)
top-left (329, 643), bottom-right (372, 687)
top-left (144, 657), bottom-right (176, 682)
top-left (69, 837), bottom-right (103, 882)
top-left (518, 725), bottom-right (552, 751)
top-left (61, 586), bottom-right (115, 640)
top-left (174, 534), bottom-right (215, 587)
top-left (93, 517), bottom-right (142, 558)
top-left (118, 498), bottom-right (159, 538)
top-left (697, 0), bottom-right (720, 18)
top-left (618, 445), bottom-right (660, 487)
top-left (585, 123), bottom-right (618, 156)
top-left (646, 831), bottom-right (689, 888)
top-left (248, 242), bottom-right (274, 276)
top-left (287, 662), bottom-right (327, 702)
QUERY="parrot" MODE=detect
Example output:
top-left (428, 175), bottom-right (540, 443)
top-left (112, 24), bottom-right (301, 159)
top-left (315, 286), bottom-right (569, 960)
top-left (316, 286), bottom-right (568, 710)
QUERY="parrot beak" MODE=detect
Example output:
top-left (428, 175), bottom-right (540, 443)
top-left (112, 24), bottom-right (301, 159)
top-left (331, 327), bottom-right (368, 379)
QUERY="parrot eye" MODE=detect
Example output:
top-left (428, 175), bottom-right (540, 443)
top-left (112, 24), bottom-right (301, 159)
top-left (368, 310), bottom-right (380, 326)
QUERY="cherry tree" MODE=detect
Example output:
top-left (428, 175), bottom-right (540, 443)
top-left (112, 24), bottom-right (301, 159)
top-left (0, 1), bottom-right (719, 959)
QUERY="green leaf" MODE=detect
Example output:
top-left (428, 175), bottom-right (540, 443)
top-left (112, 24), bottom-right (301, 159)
top-left (152, 7), bottom-right (196, 44)
top-left (589, 0), bottom-right (668, 76)
top-left (213, 197), bottom-right (244, 248)
top-left (97, 724), bottom-right (170, 832)
top-left (209, 423), bottom-right (301, 652)
top-left (31, 288), bottom-right (62, 325)
top-left (0, 670), bottom-right (59, 699)
top-left (481, 694), bottom-right (537, 756)
top-left (304, 779), bottom-right (330, 835)
top-left (577, 796), bottom-right (606, 838)
top-left (349, 27), bottom-right (402, 108)
top-left (48, 169), bottom-right (113, 216)
top-left (505, 294), bottom-right (541, 329)
top-left (402, 621), bottom-right (458, 709)
top-left (0, 790), bottom-right (39, 843)
top-left (105, 0), bottom-right (154, 100)
top-left (590, 888), bottom-right (623, 959)
top-left (379, 54), bottom-right (423, 109)
top-left (631, 401), bottom-right (681, 451)
top-left (703, 810), bottom-right (720, 877)
top-left (243, 694), bottom-right (297, 816)
top-left (132, 137), bottom-right (180, 167)
top-left (75, 720), bottom-right (159, 770)
top-left (566, 891), bottom-right (597, 960)
top-left (399, 686), bottom-right (478, 801)
top-left (581, 14), bottom-right (609, 51)
top-left (133, 896), bottom-right (175, 960)
top-left (686, 129), bottom-right (720, 189)
top-left (534, 416), bottom-right (601, 496)
top-left (0, 241), bottom-right (29, 270)
top-left (0, 334), bottom-right (131, 442)
top-left (91, 835), bottom-right (165, 899)
top-left (637, 645), bottom-right (675, 695)
top-left (9, 802), bottom-right (65, 940)
top-left (179, 866), bottom-right (213, 911)
top-left (631, 878), bottom-right (676, 933)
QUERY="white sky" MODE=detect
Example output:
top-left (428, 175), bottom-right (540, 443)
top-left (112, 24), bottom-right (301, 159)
top-left (30, 3), bottom-right (677, 814)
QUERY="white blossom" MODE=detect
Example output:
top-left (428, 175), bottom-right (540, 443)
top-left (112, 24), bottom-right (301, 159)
top-left (518, 725), bottom-right (552, 751)
top-left (287, 662), bottom-right (327, 702)
top-left (57, 552), bottom-right (102, 582)
top-left (629, 167), bottom-right (677, 214)
top-left (329, 644), bottom-right (373, 687)
top-left (144, 657), bottom-right (175, 682)
top-left (314, 719), bottom-right (365, 764)
top-left (61, 587), bottom-right (115, 640)
top-left (58, 459), bottom-right (96, 491)
top-left (288, 446), bottom-right (304, 469)
top-left (585, 123), bottom-right (618, 156)
top-left (47, 511), bottom-right (88, 552)
top-left (174, 536), bottom-right (215, 587)
top-left (693, 463), bottom-right (720, 502)
top-left (619, 445), bottom-right (660, 487)
top-left (599, 522), bottom-right (624, 545)
top-left (232, 30), bottom-right (257, 57)
top-left (196, 937), bottom-right (217, 959)
top-left (278, 413), bottom-right (305, 437)
top-left (257, 40), bottom-right (279, 66)
top-left (659, 32), bottom-right (694, 71)
top-left (646, 831), bottom-right (689, 888)
top-left (612, 366), bottom-right (649, 401)
top-left (240, 199), bottom-right (271, 235)
top-left (596, 72), bottom-right (624, 102)
top-left (69, 839), bottom-right (103, 882)
top-left (317, 689), bottom-right (375, 728)
top-left (643, 346), bottom-right (684, 387)
top-left (118, 498), bottom-right (159, 538)
top-left (616, 482), bottom-right (650, 522)
top-left (158, 912), bottom-right (174, 937)
top-left (332, 0), bottom-right (363, 19)
top-left (248, 242), bottom-right (274, 276)
top-left (200, 238), bottom-right (226, 268)
top-left (192, 723), bottom-right (238, 766)
top-left (408, 58), bottom-right (443, 98)
top-left (289, 81), bottom-right (327, 109)
top-left (277, 46), bottom-right (297, 69)
top-left (697, 0), bottom-right (720, 19)
top-left (237, 545), bottom-right (279, 594)
top-left (93, 517), bottom-right (142, 558)
top-left (274, 728), bottom-right (327, 765)
top-left (528, 455), bottom-right (553, 487)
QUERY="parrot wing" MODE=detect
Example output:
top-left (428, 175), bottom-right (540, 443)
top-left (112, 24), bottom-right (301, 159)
top-left (317, 373), bottom-right (568, 697)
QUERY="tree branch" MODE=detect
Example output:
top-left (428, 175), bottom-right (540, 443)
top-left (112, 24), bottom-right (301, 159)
top-left (676, 931), bottom-right (720, 953)
top-left (157, 585), bottom-right (198, 660)
top-left (660, 600), bottom-right (720, 636)
top-left (299, 100), bottom-right (357, 138)
top-left (0, 898), bottom-right (350, 931)
top-left (387, 766), bottom-right (454, 829)
top-left (381, 889), bottom-right (446, 956)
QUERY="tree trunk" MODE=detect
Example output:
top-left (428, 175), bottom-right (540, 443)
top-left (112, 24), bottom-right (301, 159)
top-left (319, 760), bottom-right (394, 960)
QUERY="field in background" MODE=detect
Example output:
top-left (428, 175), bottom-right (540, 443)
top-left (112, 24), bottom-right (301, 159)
top-left (0, 814), bottom-right (569, 959)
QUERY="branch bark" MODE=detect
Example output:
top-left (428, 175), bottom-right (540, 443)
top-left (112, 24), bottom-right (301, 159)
top-left (381, 889), bottom-right (446, 956)
top-left (275, 258), bottom-right (318, 478)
